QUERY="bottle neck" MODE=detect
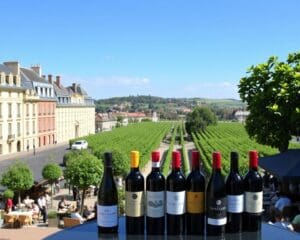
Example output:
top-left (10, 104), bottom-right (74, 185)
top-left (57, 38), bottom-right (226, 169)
top-left (192, 165), bottom-right (200, 171)
top-left (212, 167), bottom-right (221, 174)
top-left (104, 166), bottom-right (113, 175)
top-left (172, 167), bottom-right (181, 172)
top-left (131, 167), bottom-right (139, 172)
top-left (230, 158), bottom-right (239, 172)
top-left (250, 166), bottom-right (258, 171)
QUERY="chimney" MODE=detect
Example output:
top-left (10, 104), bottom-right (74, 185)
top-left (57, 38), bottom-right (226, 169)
top-left (72, 83), bottom-right (77, 92)
top-left (31, 65), bottom-right (42, 77)
top-left (56, 76), bottom-right (61, 86)
top-left (3, 61), bottom-right (20, 76)
top-left (48, 74), bottom-right (53, 84)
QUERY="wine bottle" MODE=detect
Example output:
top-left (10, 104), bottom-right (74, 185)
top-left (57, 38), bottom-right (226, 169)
top-left (98, 152), bottom-right (118, 235)
top-left (206, 151), bottom-right (227, 237)
top-left (186, 150), bottom-right (205, 235)
top-left (166, 151), bottom-right (186, 235)
top-left (125, 151), bottom-right (145, 235)
top-left (146, 151), bottom-right (165, 235)
top-left (243, 150), bottom-right (263, 232)
top-left (226, 151), bottom-right (244, 233)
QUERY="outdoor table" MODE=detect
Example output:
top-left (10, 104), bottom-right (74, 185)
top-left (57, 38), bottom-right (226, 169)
top-left (7, 211), bottom-right (33, 227)
top-left (44, 217), bottom-right (300, 240)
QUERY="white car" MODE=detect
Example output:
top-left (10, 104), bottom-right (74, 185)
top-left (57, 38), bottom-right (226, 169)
top-left (71, 140), bottom-right (88, 150)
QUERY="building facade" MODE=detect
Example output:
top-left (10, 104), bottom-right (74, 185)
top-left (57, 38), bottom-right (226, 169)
top-left (54, 78), bottom-right (95, 143)
top-left (21, 67), bottom-right (56, 147)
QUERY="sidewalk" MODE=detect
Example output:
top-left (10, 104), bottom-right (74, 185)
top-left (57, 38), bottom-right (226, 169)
top-left (0, 142), bottom-right (69, 162)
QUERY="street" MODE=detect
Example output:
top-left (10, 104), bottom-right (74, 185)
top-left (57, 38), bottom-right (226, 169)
top-left (0, 143), bottom-right (69, 181)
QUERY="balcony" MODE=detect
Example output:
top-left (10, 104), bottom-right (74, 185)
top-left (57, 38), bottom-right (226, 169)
top-left (7, 134), bottom-right (15, 143)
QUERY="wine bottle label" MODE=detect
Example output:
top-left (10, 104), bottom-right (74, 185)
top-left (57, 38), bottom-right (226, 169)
top-left (244, 191), bottom-right (263, 213)
top-left (187, 191), bottom-right (204, 214)
top-left (227, 194), bottom-right (244, 213)
top-left (125, 191), bottom-right (144, 217)
top-left (152, 162), bottom-right (160, 168)
top-left (97, 204), bottom-right (118, 227)
top-left (146, 191), bottom-right (165, 218)
top-left (166, 191), bottom-right (186, 215)
top-left (207, 197), bottom-right (227, 226)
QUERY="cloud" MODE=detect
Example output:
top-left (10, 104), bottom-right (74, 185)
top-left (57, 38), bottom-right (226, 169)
top-left (93, 76), bottom-right (150, 87)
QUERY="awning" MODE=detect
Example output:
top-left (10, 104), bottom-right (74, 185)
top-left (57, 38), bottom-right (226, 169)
top-left (259, 149), bottom-right (300, 181)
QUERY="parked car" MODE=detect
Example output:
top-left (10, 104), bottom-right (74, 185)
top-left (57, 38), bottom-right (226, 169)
top-left (71, 140), bottom-right (88, 150)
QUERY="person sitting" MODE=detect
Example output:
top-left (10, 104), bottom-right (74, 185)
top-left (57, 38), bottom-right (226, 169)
top-left (270, 208), bottom-right (294, 231)
top-left (82, 205), bottom-right (95, 220)
top-left (23, 195), bottom-right (33, 208)
top-left (70, 208), bottom-right (85, 224)
top-left (292, 214), bottom-right (300, 232)
top-left (5, 198), bottom-right (14, 213)
top-left (275, 192), bottom-right (292, 211)
top-left (57, 197), bottom-right (70, 211)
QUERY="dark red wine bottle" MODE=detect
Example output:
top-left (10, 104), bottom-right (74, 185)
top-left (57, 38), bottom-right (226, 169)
top-left (186, 150), bottom-right (205, 235)
top-left (146, 151), bottom-right (165, 235)
top-left (97, 152), bottom-right (118, 235)
top-left (166, 151), bottom-right (186, 235)
top-left (125, 151), bottom-right (145, 235)
top-left (226, 151), bottom-right (244, 233)
top-left (206, 151), bottom-right (227, 237)
top-left (243, 150), bottom-right (263, 232)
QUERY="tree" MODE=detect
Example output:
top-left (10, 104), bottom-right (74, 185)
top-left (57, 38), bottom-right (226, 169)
top-left (64, 152), bottom-right (103, 214)
top-left (239, 53), bottom-right (300, 152)
top-left (94, 148), bottom-right (129, 178)
top-left (42, 163), bottom-right (63, 208)
top-left (1, 162), bottom-right (34, 204)
top-left (185, 106), bottom-right (217, 134)
top-left (3, 189), bottom-right (14, 200)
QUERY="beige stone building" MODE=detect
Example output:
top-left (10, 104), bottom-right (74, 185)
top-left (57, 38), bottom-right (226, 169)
top-left (53, 79), bottom-right (95, 143)
top-left (0, 62), bottom-right (38, 155)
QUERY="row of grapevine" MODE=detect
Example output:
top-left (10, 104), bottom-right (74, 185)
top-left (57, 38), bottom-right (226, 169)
top-left (162, 123), bottom-right (179, 176)
top-left (192, 122), bottom-right (298, 176)
top-left (180, 122), bottom-right (190, 176)
top-left (70, 122), bottom-right (173, 172)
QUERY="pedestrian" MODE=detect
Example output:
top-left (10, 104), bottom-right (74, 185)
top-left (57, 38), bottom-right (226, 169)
top-left (38, 193), bottom-right (47, 223)
top-left (27, 145), bottom-right (29, 152)
top-left (33, 145), bottom-right (36, 155)
top-left (72, 186), bottom-right (79, 201)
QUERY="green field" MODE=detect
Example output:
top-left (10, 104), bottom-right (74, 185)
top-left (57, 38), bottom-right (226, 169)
top-left (73, 122), bottom-right (172, 168)
top-left (192, 122), bottom-right (300, 176)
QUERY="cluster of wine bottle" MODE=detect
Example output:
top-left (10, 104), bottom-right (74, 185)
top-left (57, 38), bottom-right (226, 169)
top-left (97, 149), bottom-right (263, 237)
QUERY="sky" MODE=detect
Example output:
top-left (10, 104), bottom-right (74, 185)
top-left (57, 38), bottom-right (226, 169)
top-left (1, 0), bottom-right (300, 99)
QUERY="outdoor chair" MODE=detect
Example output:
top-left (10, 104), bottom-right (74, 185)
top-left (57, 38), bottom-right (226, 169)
top-left (63, 217), bottom-right (81, 228)
top-left (4, 214), bottom-right (15, 228)
top-left (18, 215), bottom-right (31, 227)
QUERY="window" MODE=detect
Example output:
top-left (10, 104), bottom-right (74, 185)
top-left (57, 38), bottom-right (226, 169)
top-left (17, 122), bottom-right (21, 136)
top-left (8, 103), bottom-right (12, 118)
top-left (0, 124), bottom-right (2, 139)
top-left (32, 104), bottom-right (36, 116)
top-left (0, 144), bottom-right (2, 154)
top-left (8, 123), bottom-right (12, 135)
top-left (26, 104), bottom-right (29, 116)
top-left (26, 121), bottom-right (29, 135)
top-left (5, 76), bottom-right (9, 85)
top-left (32, 121), bottom-right (35, 134)
top-left (17, 103), bottom-right (21, 117)
top-left (8, 143), bottom-right (11, 153)
top-left (0, 103), bottom-right (2, 118)
top-left (13, 76), bottom-right (17, 85)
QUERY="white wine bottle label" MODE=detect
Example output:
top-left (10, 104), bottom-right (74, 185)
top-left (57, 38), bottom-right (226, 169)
top-left (146, 191), bottom-right (165, 218)
top-left (227, 194), bottom-right (244, 213)
top-left (207, 197), bottom-right (227, 226)
top-left (97, 204), bottom-right (118, 227)
top-left (207, 217), bottom-right (227, 226)
top-left (244, 191), bottom-right (263, 213)
top-left (166, 191), bottom-right (186, 215)
top-left (125, 191), bottom-right (144, 217)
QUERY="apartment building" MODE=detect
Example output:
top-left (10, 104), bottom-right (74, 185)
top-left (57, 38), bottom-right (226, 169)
top-left (54, 78), bottom-right (95, 143)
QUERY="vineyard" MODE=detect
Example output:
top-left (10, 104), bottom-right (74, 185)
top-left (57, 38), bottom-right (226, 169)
top-left (70, 122), bottom-right (172, 171)
top-left (192, 122), bottom-right (300, 176)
